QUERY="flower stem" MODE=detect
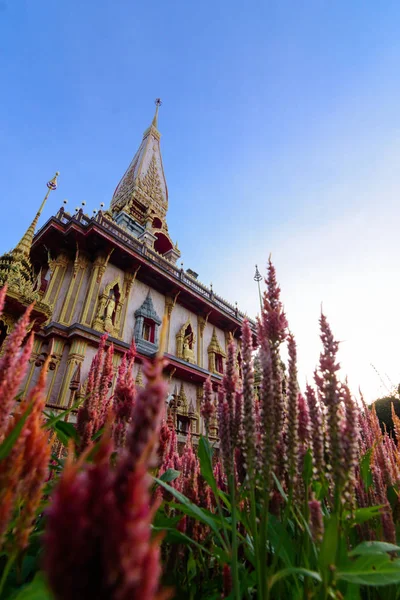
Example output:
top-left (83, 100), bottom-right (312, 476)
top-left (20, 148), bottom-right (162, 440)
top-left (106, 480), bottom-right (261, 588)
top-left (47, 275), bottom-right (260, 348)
top-left (0, 552), bottom-right (16, 597)
top-left (228, 473), bottom-right (240, 600)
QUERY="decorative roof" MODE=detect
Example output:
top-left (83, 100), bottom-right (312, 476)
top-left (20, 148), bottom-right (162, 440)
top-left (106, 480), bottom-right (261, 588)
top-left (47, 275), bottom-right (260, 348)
top-left (208, 327), bottom-right (226, 357)
top-left (111, 99), bottom-right (168, 225)
top-left (134, 291), bottom-right (162, 325)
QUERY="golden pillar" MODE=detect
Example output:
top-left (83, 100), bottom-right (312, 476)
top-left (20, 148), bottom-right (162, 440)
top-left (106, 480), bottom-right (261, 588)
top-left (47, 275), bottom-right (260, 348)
top-left (43, 253), bottom-right (69, 310)
top-left (118, 268), bottom-right (140, 339)
top-left (59, 250), bottom-right (90, 325)
top-left (80, 250), bottom-right (113, 327)
top-left (46, 338), bottom-right (65, 402)
top-left (197, 316), bottom-right (207, 368)
top-left (58, 339), bottom-right (88, 407)
top-left (164, 294), bottom-right (177, 353)
top-left (21, 337), bottom-right (43, 396)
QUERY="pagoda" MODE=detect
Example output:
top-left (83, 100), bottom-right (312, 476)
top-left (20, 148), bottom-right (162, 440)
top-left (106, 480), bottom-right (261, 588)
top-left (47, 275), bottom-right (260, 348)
top-left (0, 101), bottom-right (255, 439)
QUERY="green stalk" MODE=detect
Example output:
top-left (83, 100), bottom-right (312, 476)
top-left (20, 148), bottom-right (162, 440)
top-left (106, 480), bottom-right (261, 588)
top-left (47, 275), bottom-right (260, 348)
top-left (249, 483), bottom-right (262, 598)
top-left (260, 479), bottom-right (270, 600)
top-left (229, 472), bottom-right (241, 600)
top-left (0, 552), bottom-right (16, 598)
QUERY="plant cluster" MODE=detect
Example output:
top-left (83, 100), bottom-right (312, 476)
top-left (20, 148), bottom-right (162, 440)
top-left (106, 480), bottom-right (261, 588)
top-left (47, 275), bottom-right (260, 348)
top-left (0, 262), bottom-right (400, 599)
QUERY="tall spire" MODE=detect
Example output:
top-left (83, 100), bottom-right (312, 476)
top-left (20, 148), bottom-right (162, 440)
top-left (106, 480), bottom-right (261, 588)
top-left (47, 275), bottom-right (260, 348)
top-left (111, 100), bottom-right (168, 221)
top-left (15, 171), bottom-right (59, 257)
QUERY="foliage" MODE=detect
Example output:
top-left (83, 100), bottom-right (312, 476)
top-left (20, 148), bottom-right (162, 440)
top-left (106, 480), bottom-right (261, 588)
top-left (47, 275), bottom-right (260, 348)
top-left (372, 396), bottom-right (400, 436)
top-left (1, 261), bottom-right (400, 599)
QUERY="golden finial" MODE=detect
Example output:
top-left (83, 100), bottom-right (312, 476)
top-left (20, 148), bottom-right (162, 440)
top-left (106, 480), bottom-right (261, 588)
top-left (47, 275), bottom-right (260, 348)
top-left (15, 171), bottom-right (60, 257)
top-left (152, 98), bottom-right (162, 128)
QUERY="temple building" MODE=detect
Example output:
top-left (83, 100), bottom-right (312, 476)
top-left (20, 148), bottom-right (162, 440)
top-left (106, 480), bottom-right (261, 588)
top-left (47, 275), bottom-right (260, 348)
top-left (0, 100), bottom-right (255, 439)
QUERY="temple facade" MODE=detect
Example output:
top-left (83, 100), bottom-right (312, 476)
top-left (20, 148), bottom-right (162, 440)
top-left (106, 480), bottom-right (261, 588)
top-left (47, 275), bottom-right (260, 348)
top-left (0, 101), bottom-right (255, 440)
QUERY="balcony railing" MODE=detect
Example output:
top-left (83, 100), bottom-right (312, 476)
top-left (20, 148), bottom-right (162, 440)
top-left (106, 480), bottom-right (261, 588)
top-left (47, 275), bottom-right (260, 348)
top-left (51, 208), bottom-right (256, 328)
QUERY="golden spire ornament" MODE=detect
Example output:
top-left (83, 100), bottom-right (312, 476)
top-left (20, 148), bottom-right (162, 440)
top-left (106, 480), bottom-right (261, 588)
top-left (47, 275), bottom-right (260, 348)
top-left (15, 171), bottom-right (59, 257)
top-left (152, 98), bottom-right (162, 128)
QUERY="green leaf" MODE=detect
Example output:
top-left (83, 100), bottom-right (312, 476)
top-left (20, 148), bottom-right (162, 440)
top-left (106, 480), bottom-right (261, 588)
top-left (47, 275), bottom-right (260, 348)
top-left (267, 514), bottom-right (295, 567)
top-left (152, 526), bottom-right (214, 557)
top-left (319, 513), bottom-right (339, 574)
top-left (43, 398), bottom-right (82, 428)
top-left (302, 448), bottom-right (313, 487)
top-left (268, 567), bottom-right (322, 591)
top-left (337, 555), bottom-right (400, 586)
top-left (272, 472), bottom-right (288, 502)
top-left (360, 449), bottom-right (373, 491)
top-left (187, 552), bottom-right (197, 581)
top-left (351, 505), bottom-right (383, 526)
top-left (158, 468), bottom-right (180, 483)
top-left (0, 402), bottom-right (34, 460)
top-left (154, 477), bottom-right (223, 537)
top-left (198, 436), bottom-right (218, 496)
top-left (349, 541), bottom-right (400, 557)
top-left (54, 421), bottom-right (79, 444)
top-left (10, 572), bottom-right (54, 599)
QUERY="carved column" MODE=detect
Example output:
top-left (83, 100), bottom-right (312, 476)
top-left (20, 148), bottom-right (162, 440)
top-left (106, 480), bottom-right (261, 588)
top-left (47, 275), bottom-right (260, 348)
top-left (164, 294), bottom-right (176, 353)
top-left (118, 269), bottom-right (139, 339)
top-left (42, 253), bottom-right (69, 311)
top-left (46, 338), bottom-right (65, 402)
top-left (59, 253), bottom-right (90, 325)
top-left (197, 316), bottom-right (206, 368)
top-left (21, 337), bottom-right (43, 396)
top-left (58, 339), bottom-right (88, 407)
top-left (196, 386), bottom-right (203, 434)
top-left (224, 330), bottom-right (232, 353)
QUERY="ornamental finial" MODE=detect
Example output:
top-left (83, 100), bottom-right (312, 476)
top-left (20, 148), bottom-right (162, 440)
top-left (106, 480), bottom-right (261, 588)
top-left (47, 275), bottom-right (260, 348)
top-left (254, 264), bottom-right (262, 282)
top-left (14, 170), bottom-right (60, 257)
top-left (152, 98), bottom-right (162, 128)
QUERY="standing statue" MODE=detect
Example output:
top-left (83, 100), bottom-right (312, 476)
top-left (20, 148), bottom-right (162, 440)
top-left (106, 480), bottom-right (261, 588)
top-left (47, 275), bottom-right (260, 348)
top-left (104, 290), bottom-right (116, 332)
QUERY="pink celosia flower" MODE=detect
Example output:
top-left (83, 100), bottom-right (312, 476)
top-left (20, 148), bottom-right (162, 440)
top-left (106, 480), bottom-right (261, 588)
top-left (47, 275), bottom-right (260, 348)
top-left (308, 497), bottom-right (324, 544)
top-left (0, 284), bottom-right (7, 316)
top-left (340, 385), bottom-right (359, 507)
top-left (218, 394), bottom-right (233, 477)
top-left (112, 341), bottom-right (136, 449)
top-left (305, 384), bottom-right (324, 480)
top-left (120, 355), bottom-right (168, 473)
top-left (314, 313), bottom-right (342, 497)
top-left (223, 340), bottom-right (240, 446)
top-left (241, 319), bottom-right (256, 482)
top-left (286, 334), bottom-right (299, 492)
top-left (77, 334), bottom-right (113, 452)
top-left (14, 363), bottom-right (52, 551)
top-left (0, 306), bottom-right (34, 439)
top-left (44, 351), bottom-right (171, 600)
top-left (201, 376), bottom-right (215, 437)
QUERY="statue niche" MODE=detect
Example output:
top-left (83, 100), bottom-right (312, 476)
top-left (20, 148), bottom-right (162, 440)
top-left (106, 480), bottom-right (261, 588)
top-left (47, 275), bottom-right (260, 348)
top-left (93, 279), bottom-right (122, 336)
top-left (176, 319), bottom-right (196, 364)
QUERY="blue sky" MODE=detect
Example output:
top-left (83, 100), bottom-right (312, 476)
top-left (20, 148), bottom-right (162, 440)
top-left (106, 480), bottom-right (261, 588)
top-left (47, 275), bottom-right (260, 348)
top-left (2, 0), bottom-right (400, 400)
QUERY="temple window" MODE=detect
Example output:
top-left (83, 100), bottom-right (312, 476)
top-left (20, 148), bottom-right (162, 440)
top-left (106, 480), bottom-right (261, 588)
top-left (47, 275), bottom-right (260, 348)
top-left (215, 353), bottom-right (224, 374)
top-left (177, 415), bottom-right (190, 434)
top-left (134, 291), bottom-right (162, 355)
top-left (207, 327), bottom-right (226, 375)
top-left (142, 318), bottom-right (155, 343)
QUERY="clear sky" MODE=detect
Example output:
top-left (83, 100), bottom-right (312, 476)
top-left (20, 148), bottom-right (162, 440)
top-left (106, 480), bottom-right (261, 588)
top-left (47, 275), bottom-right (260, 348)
top-left (1, 0), bottom-right (400, 401)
